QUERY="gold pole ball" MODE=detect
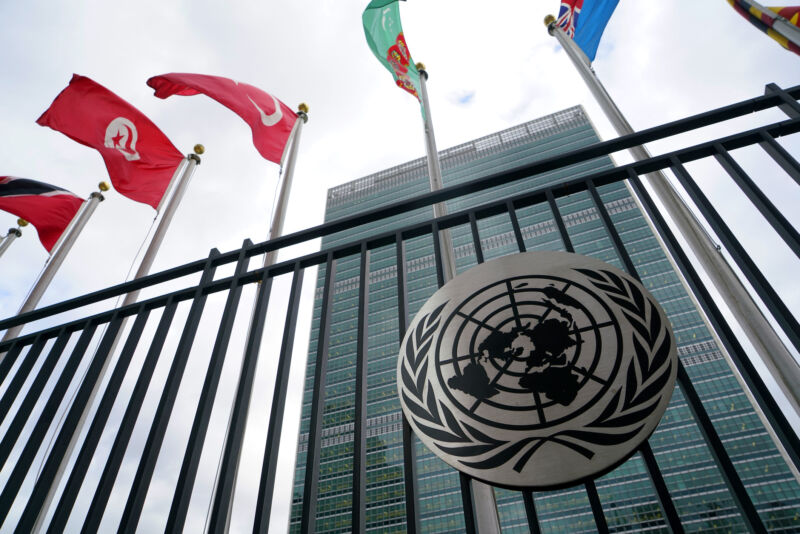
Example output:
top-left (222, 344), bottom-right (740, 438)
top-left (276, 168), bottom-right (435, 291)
top-left (98, 181), bottom-right (111, 192)
top-left (415, 62), bottom-right (426, 71)
top-left (544, 14), bottom-right (556, 26)
top-left (17, 218), bottom-right (29, 227)
top-left (193, 144), bottom-right (205, 155)
top-left (298, 103), bottom-right (309, 114)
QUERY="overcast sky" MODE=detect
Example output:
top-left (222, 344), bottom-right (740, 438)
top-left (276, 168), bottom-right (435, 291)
top-left (1, 1), bottom-right (799, 532)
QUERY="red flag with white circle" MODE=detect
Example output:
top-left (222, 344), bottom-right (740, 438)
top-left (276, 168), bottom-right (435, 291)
top-left (147, 73), bottom-right (297, 164)
top-left (37, 75), bottom-right (184, 209)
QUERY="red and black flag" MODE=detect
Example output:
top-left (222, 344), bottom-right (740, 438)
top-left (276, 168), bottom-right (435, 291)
top-left (0, 177), bottom-right (84, 252)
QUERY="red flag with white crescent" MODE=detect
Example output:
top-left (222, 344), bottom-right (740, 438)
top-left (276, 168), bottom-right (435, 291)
top-left (0, 177), bottom-right (84, 252)
top-left (37, 75), bottom-right (184, 209)
top-left (147, 73), bottom-right (297, 164)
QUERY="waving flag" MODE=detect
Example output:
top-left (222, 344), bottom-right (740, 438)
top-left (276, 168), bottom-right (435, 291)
top-left (37, 75), bottom-right (184, 209)
top-left (0, 177), bottom-right (83, 252)
top-left (147, 73), bottom-right (297, 164)
top-left (773, 6), bottom-right (800, 25)
top-left (728, 0), bottom-right (800, 55)
top-left (363, 0), bottom-right (421, 102)
top-left (557, 0), bottom-right (619, 62)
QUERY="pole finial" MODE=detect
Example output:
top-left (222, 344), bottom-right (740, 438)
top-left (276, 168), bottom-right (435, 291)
top-left (544, 14), bottom-right (556, 26)
top-left (98, 181), bottom-right (110, 192)
top-left (415, 62), bottom-right (426, 71)
top-left (194, 144), bottom-right (205, 155)
top-left (17, 218), bottom-right (28, 227)
top-left (298, 103), bottom-right (309, 114)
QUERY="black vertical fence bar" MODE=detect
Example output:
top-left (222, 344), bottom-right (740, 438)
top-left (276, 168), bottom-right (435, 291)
top-left (638, 443), bottom-right (684, 534)
top-left (676, 365), bottom-right (767, 533)
top-left (46, 307), bottom-right (150, 533)
top-left (506, 200), bottom-right (527, 253)
top-left (0, 334), bottom-right (52, 425)
top-left (118, 249), bottom-right (221, 534)
top-left (758, 131), bottom-right (800, 186)
top-left (547, 189), bottom-right (573, 252)
top-left (713, 143), bottom-right (800, 259)
top-left (626, 170), bottom-right (770, 533)
top-left (0, 322), bottom-right (96, 474)
top-left (765, 83), bottom-right (800, 118)
top-left (298, 252), bottom-right (335, 534)
top-left (626, 168), bottom-right (800, 474)
top-left (469, 211), bottom-right (484, 264)
top-left (0, 341), bottom-right (23, 384)
top-left (15, 314), bottom-right (125, 531)
top-left (400, 420), bottom-right (419, 533)
top-left (669, 158), bottom-right (800, 353)
top-left (431, 221), bottom-right (446, 287)
top-left (396, 232), bottom-right (420, 534)
top-left (80, 298), bottom-right (179, 534)
top-left (587, 181), bottom-right (637, 275)
top-left (588, 179), bottom-right (684, 532)
top-left (548, 188), bottom-right (573, 254)
top-left (0, 313), bottom-right (122, 528)
top-left (585, 480), bottom-right (610, 534)
top-left (166, 242), bottom-right (252, 530)
top-left (208, 272), bottom-right (275, 532)
top-left (432, 219), bottom-right (479, 528)
top-left (522, 491), bottom-right (541, 534)
top-left (459, 474), bottom-right (478, 534)
top-left (352, 243), bottom-right (370, 534)
top-left (166, 241), bottom-right (252, 533)
top-left (252, 262), bottom-right (305, 534)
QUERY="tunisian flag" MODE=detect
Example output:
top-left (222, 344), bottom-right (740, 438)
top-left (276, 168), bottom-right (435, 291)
top-left (37, 75), bottom-right (184, 209)
top-left (147, 73), bottom-right (297, 164)
top-left (0, 177), bottom-right (84, 252)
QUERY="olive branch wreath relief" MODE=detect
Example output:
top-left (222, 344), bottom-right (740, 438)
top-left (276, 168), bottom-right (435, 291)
top-left (400, 269), bottom-right (674, 479)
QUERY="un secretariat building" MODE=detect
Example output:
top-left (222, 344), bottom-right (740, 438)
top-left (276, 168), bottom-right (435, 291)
top-left (289, 106), bottom-right (800, 532)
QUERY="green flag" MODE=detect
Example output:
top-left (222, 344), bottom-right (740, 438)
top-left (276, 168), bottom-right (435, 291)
top-left (362, 0), bottom-right (421, 102)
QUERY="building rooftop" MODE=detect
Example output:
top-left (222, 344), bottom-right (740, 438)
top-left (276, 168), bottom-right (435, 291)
top-left (326, 105), bottom-right (588, 208)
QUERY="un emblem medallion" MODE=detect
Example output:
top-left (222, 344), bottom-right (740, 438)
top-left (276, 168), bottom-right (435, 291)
top-left (398, 251), bottom-right (677, 489)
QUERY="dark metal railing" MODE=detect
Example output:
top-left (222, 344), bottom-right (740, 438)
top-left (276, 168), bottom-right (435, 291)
top-left (0, 83), bottom-right (798, 533)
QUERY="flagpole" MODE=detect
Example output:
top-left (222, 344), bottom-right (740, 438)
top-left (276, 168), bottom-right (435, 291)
top-left (25, 151), bottom-right (201, 534)
top-left (264, 105), bottom-right (308, 267)
top-left (118, 147), bottom-right (200, 308)
top-left (417, 64), bottom-right (458, 281)
top-left (1, 183), bottom-right (107, 344)
top-left (207, 105), bottom-right (307, 533)
top-left (544, 16), bottom-right (800, 418)
top-left (0, 219), bottom-right (25, 260)
top-left (734, 0), bottom-right (800, 49)
top-left (417, 63), bottom-right (502, 534)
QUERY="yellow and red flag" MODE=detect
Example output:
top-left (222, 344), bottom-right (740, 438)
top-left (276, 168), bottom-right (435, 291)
top-left (728, 0), bottom-right (800, 55)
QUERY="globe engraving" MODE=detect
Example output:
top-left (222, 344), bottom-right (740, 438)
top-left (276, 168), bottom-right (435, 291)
top-left (436, 275), bottom-right (621, 431)
top-left (398, 251), bottom-right (678, 489)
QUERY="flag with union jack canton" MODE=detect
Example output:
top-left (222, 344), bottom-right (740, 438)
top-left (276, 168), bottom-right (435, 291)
top-left (556, 0), bottom-right (619, 62)
top-left (557, 0), bottom-right (583, 38)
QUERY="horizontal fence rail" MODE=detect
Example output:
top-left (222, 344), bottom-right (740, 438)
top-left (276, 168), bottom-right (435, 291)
top-left (0, 83), bottom-right (798, 532)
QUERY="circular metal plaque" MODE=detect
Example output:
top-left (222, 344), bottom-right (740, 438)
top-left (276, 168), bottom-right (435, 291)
top-left (397, 251), bottom-right (677, 490)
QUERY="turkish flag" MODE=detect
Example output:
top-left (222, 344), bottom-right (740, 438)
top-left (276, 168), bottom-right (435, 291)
top-left (147, 73), bottom-right (297, 164)
top-left (37, 75), bottom-right (184, 209)
top-left (0, 177), bottom-right (84, 252)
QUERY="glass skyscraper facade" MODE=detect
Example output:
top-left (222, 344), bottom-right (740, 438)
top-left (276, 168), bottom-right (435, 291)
top-left (289, 107), bottom-right (800, 533)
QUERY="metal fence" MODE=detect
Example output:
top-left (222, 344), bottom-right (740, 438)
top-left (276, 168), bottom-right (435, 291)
top-left (1, 83), bottom-right (799, 533)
